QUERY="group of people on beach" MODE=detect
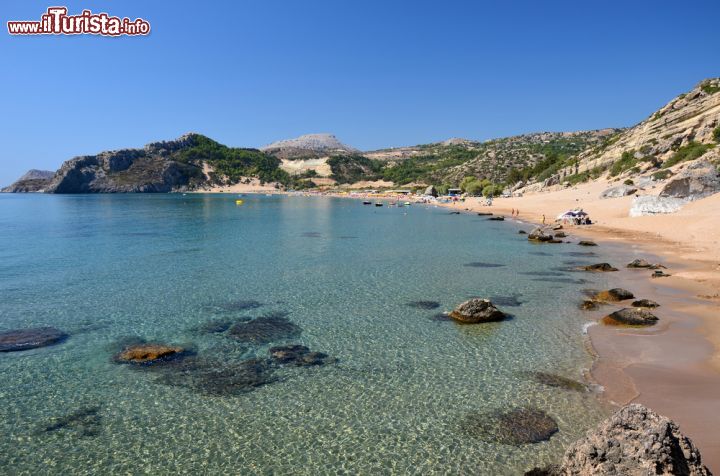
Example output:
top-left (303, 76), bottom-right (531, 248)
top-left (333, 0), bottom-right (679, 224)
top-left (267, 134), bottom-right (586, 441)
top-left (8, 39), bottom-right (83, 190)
top-left (511, 208), bottom-right (520, 217)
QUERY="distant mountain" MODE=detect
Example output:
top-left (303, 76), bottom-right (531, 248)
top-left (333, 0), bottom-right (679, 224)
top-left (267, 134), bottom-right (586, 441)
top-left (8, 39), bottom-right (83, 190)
top-left (2, 169), bottom-right (55, 192)
top-left (261, 133), bottom-right (358, 160)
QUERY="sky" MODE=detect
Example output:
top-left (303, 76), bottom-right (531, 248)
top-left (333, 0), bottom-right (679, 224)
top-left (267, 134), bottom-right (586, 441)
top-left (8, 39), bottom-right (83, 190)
top-left (1, 0), bottom-right (719, 185)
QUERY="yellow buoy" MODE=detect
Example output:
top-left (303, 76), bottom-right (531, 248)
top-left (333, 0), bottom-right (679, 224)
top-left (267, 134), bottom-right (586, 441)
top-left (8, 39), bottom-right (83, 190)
top-left (235, 200), bottom-right (244, 205)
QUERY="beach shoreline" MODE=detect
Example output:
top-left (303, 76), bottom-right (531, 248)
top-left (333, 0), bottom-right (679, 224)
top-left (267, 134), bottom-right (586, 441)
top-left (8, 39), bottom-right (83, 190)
top-left (434, 191), bottom-right (720, 470)
top-left (275, 187), bottom-right (720, 469)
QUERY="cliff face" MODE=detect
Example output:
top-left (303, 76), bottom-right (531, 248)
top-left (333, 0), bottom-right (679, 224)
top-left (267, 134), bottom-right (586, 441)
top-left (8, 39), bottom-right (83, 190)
top-left (44, 134), bottom-right (206, 193)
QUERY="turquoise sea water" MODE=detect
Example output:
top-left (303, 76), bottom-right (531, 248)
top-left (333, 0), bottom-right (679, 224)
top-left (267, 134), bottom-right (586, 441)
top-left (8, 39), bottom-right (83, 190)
top-left (0, 194), bottom-right (612, 475)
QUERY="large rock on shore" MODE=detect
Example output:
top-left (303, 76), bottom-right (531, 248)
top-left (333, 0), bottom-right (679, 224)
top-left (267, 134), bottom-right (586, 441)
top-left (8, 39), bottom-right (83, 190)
top-left (559, 404), bottom-right (711, 475)
top-left (449, 298), bottom-right (507, 324)
top-left (629, 195), bottom-right (687, 217)
top-left (660, 159), bottom-right (720, 201)
top-left (600, 184), bottom-right (638, 199)
top-left (0, 327), bottom-right (68, 352)
top-left (603, 308), bottom-right (659, 326)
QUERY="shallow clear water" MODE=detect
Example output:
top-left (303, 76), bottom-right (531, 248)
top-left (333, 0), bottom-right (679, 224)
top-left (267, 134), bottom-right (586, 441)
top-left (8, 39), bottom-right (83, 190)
top-left (0, 194), bottom-right (612, 474)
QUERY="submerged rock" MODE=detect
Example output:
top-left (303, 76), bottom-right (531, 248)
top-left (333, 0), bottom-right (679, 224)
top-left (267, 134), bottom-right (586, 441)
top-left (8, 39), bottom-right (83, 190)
top-left (463, 262), bottom-right (505, 268)
top-left (214, 299), bottom-right (263, 312)
top-left (603, 308), bottom-right (659, 326)
top-left (577, 241), bottom-right (598, 247)
top-left (518, 230), bottom-right (528, 235)
top-left (554, 231), bottom-right (567, 238)
top-left (44, 406), bottom-right (102, 437)
top-left (0, 327), bottom-right (68, 352)
top-left (490, 295), bottom-right (523, 307)
top-left (461, 407), bottom-right (559, 445)
top-left (593, 288), bottom-right (634, 302)
top-left (268, 344), bottom-right (334, 366)
top-left (113, 344), bottom-right (187, 365)
top-left (523, 371), bottom-right (587, 392)
top-left (488, 216), bottom-right (505, 221)
top-left (632, 299), bottom-right (660, 308)
top-left (228, 315), bottom-right (301, 344)
top-left (560, 404), bottom-right (711, 475)
top-left (407, 301), bottom-right (441, 310)
top-left (580, 263), bottom-right (618, 272)
top-left (154, 357), bottom-right (276, 396)
top-left (449, 298), bottom-right (507, 324)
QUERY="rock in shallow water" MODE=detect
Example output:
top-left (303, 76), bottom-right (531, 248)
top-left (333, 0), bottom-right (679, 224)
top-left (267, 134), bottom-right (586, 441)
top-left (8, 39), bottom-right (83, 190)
top-left (603, 308), bottom-right (659, 326)
top-left (460, 407), bottom-right (559, 445)
top-left (407, 301), bottom-right (441, 310)
top-left (577, 241), bottom-right (597, 247)
top-left (268, 344), bottom-right (334, 366)
top-left (154, 357), bottom-right (276, 396)
top-left (632, 299), bottom-right (660, 308)
top-left (0, 327), bottom-right (68, 352)
top-left (523, 371), bottom-right (587, 392)
top-left (592, 288), bottom-right (634, 302)
top-left (449, 298), bottom-right (507, 324)
top-left (44, 406), bottom-right (102, 437)
top-left (580, 263), bottom-right (618, 272)
top-left (228, 314), bottom-right (301, 344)
top-left (113, 344), bottom-right (187, 365)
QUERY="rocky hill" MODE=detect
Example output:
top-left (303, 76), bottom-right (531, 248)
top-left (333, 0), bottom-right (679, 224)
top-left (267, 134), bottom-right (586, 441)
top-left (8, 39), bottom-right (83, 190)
top-left (519, 78), bottom-right (720, 193)
top-left (2, 169), bottom-right (55, 192)
top-left (261, 133), bottom-right (358, 160)
top-left (40, 133), bottom-right (288, 194)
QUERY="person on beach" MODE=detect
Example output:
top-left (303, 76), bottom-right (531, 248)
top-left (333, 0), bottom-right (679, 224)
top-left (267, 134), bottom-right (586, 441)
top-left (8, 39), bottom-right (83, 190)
top-left (542, 214), bottom-right (546, 224)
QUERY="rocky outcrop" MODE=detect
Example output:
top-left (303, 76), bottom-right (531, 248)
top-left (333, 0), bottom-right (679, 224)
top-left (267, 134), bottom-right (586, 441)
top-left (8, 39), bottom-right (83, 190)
top-left (45, 136), bottom-right (204, 193)
top-left (629, 195), bottom-right (688, 217)
top-left (569, 78), bottom-right (720, 181)
top-left (600, 184), bottom-right (638, 199)
top-left (603, 308), bottom-right (659, 326)
top-left (0, 327), bottom-right (68, 352)
top-left (424, 185), bottom-right (438, 197)
top-left (449, 298), bottom-right (507, 323)
top-left (1, 169), bottom-right (55, 192)
top-left (660, 159), bottom-right (720, 201)
top-left (559, 404), bottom-right (711, 475)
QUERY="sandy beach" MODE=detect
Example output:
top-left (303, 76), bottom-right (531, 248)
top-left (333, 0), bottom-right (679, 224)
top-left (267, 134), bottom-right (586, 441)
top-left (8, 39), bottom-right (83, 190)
top-left (436, 179), bottom-right (720, 469)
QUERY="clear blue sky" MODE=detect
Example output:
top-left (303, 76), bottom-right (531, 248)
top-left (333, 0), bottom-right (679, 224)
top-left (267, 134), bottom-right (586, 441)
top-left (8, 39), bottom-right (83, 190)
top-left (1, 0), bottom-right (719, 185)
